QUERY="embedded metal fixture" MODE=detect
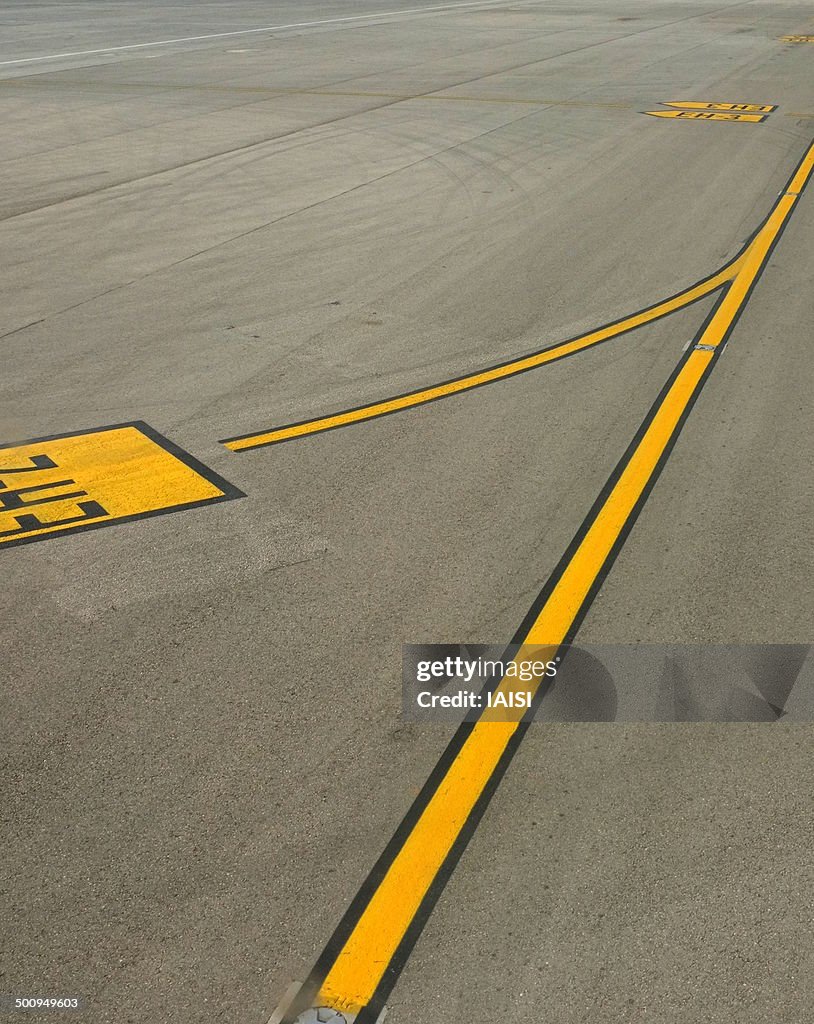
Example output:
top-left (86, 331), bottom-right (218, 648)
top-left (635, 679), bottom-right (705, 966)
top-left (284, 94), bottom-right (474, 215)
top-left (292, 1010), bottom-right (349, 1024)
top-left (267, 985), bottom-right (386, 1024)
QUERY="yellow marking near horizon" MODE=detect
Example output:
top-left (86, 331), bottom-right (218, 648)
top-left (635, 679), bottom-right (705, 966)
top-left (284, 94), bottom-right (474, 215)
top-left (0, 425), bottom-right (234, 547)
top-left (311, 139), bottom-right (814, 1017)
top-left (224, 258), bottom-right (743, 452)
top-left (646, 109), bottom-right (766, 123)
top-left (662, 101), bottom-right (776, 113)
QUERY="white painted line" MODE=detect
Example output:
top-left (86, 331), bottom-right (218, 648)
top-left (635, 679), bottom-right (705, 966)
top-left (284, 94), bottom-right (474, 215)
top-left (0, 1), bottom-right (503, 66)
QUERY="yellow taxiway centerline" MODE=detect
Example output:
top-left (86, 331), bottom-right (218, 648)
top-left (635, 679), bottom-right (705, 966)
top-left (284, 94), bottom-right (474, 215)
top-left (285, 138), bottom-right (814, 1021)
top-left (223, 256), bottom-right (742, 453)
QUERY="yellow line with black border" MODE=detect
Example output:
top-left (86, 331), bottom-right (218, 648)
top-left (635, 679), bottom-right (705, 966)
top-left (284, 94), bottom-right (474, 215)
top-left (279, 137), bottom-right (814, 1023)
top-left (222, 257), bottom-right (741, 452)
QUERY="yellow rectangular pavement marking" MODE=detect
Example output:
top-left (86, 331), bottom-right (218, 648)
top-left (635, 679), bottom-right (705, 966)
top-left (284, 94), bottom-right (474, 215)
top-left (308, 138), bottom-right (814, 1018)
top-left (781, 34), bottom-right (814, 42)
top-left (663, 101), bottom-right (776, 112)
top-left (646, 110), bottom-right (766, 123)
top-left (0, 423), bottom-right (242, 548)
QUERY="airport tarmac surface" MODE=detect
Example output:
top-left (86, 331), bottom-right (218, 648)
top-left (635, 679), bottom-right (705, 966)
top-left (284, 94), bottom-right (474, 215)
top-left (1, 1), bottom-right (813, 1021)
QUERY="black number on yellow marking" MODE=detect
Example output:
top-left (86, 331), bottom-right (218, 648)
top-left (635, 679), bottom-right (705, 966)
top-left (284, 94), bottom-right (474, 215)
top-left (0, 454), bottom-right (108, 539)
top-left (0, 473), bottom-right (109, 539)
top-left (0, 422), bottom-right (244, 550)
top-left (781, 35), bottom-right (814, 42)
top-left (0, 453), bottom-right (58, 474)
top-left (663, 101), bottom-right (776, 113)
top-left (645, 110), bottom-right (767, 123)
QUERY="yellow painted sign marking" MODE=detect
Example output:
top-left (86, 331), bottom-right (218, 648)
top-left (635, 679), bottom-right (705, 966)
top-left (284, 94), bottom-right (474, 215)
top-left (646, 109), bottom-right (766, 122)
top-left (781, 34), bottom-right (814, 42)
top-left (283, 138), bottom-right (814, 1021)
top-left (0, 422), bottom-right (242, 549)
top-left (662, 101), bottom-right (776, 112)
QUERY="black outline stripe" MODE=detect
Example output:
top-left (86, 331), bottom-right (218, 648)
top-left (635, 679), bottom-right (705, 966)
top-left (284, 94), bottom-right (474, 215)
top-left (228, 132), bottom-right (813, 459)
top-left (0, 420), bottom-right (244, 551)
top-left (279, 136), bottom-right (814, 1023)
top-left (220, 265), bottom-right (738, 452)
top-left (343, 288), bottom-right (732, 1024)
top-left (281, 289), bottom-right (732, 1023)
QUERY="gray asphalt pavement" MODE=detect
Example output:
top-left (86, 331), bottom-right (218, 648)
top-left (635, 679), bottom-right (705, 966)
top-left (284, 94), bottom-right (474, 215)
top-left (1, 2), bottom-right (812, 1022)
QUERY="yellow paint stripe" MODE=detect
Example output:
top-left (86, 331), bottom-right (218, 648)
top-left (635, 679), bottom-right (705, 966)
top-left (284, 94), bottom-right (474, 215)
top-left (662, 101), bottom-right (776, 112)
top-left (524, 352), bottom-right (712, 643)
top-left (224, 260), bottom-right (741, 452)
top-left (313, 140), bottom-right (814, 1016)
top-left (787, 141), bottom-right (814, 194)
top-left (321, 719), bottom-right (515, 1014)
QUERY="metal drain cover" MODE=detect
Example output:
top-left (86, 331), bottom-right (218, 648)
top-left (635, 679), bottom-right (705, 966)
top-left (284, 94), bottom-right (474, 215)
top-left (293, 1010), bottom-right (348, 1024)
